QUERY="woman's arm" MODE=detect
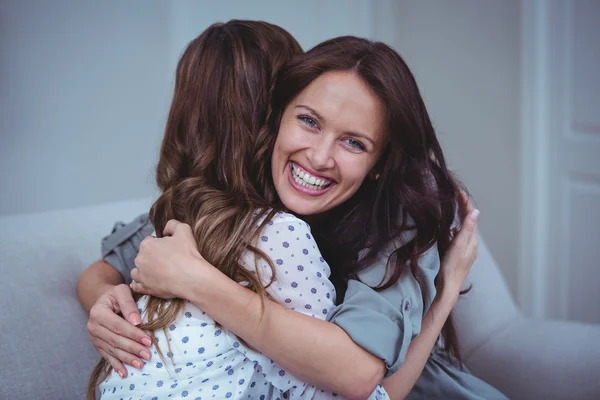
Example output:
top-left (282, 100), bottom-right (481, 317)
top-left (77, 261), bottom-right (152, 378)
top-left (131, 220), bottom-right (385, 400)
top-left (192, 267), bottom-right (384, 399)
top-left (382, 197), bottom-right (480, 398)
top-left (381, 288), bottom-right (458, 398)
top-left (78, 212), bottom-right (153, 313)
top-left (77, 213), bottom-right (155, 378)
top-left (77, 259), bottom-right (124, 313)
top-left (131, 198), bottom-right (478, 399)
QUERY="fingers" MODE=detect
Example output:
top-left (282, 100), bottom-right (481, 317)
top-left (461, 191), bottom-right (474, 214)
top-left (130, 280), bottom-right (149, 295)
top-left (98, 348), bottom-right (128, 379)
top-left (113, 284), bottom-right (141, 326)
top-left (163, 219), bottom-right (181, 237)
top-left (459, 214), bottom-right (479, 263)
top-left (450, 208), bottom-right (480, 262)
top-left (452, 209), bottom-right (479, 246)
top-left (93, 327), bottom-right (150, 368)
top-left (163, 219), bottom-right (192, 237)
top-left (90, 306), bottom-right (151, 347)
top-left (130, 268), bottom-right (139, 283)
top-left (471, 222), bottom-right (479, 259)
top-left (456, 190), bottom-right (475, 224)
top-left (461, 208), bottom-right (480, 235)
top-left (138, 235), bottom-right (157, 252)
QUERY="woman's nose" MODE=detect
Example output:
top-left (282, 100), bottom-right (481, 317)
top-left (306, 135), bottom-right (335, 170)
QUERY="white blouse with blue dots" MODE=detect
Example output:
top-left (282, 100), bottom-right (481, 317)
top-left (99, 212), bottom-right (390, 399)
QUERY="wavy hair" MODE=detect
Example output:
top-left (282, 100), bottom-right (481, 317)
top-left (255, 36), bottom-right (468, 363)
top-left (88, 20), bottom-right (302, 398)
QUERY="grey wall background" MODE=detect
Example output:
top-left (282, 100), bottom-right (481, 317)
top-left (0, 1), bottom-right (523, 299)
top-left (388, 1), bottom-right (522, 301)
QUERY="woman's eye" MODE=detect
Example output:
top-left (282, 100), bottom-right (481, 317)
top-left (298, 115), bottom-right (318, 128)
top-left (345, 138), bottom-right (366, 151)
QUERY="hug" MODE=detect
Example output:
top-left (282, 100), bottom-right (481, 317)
top-left (80, 19), bottom-right (502, 399)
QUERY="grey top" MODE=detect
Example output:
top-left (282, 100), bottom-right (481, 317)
top-left (101, 213), bottom-right (154, 285)
top-left (327, 231), bottom-right (439, 376)
top-left (102, 213), bottom-right (506, 399)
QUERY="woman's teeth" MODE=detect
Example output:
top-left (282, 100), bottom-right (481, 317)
top-left (291, 163), bottom-right (332, 190)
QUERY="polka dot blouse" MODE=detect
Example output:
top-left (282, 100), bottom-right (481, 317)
top-left (99, 212), bottom-right (390, 399)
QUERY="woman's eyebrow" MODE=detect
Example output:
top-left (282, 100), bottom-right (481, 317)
top-left (295, 105), bottom-right (324, 121)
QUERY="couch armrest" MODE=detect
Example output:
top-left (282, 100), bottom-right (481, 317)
top-left (464, 317), bottom-right (600, 400)
top-left (453, 236), bottom-right (520, 357)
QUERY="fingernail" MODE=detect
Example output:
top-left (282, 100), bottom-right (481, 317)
top-left (117, 370), bottom-right (124, 379)
top-left (141, 338), bottom-right (152, 347)
top-left (140, 350), bottom-right (151, 361)
top-left (132, 360), bottom-right (143, 370)
top-left (129, 313), bottom-right (142, 326)
top-left (469, 209), bottom-right (480, 221)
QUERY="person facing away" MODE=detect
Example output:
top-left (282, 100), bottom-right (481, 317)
top-left (87, 20), bottom-right (371, 400)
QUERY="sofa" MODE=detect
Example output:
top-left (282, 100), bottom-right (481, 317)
top-left (1, 197), bottom-right (599, 399)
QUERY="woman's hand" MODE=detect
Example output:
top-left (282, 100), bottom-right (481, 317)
top-left (87, 284), bottom-right (152, 378)
top-left (130, 220), bottom-right (208, 299)
top-left (438, 192), bottom-right (480, 296)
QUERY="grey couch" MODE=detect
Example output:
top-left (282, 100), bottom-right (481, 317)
top-left (1, 197), bottom-right (599, 399)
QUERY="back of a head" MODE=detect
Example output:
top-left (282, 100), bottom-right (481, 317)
top-left (88, 22), bottom-right (302, 399)
top-left (156, 20), bottom-right (302, 199)
top-left (151, 18), bottom-right (303, 264)
top-left (150, 20), bottom-right (303, 293)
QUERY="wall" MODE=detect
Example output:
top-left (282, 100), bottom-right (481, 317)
top-left (0, 0), bottom-right (171, 216)
top-left (0, 0), bottom-right (523, 301)
top-left (0, 0), bottom-right (372, 217)
top-left (390, 0), bottom-right (523, 298)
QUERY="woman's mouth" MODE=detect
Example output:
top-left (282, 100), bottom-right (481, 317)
top-left (288, 162), bottom-right (335, 196)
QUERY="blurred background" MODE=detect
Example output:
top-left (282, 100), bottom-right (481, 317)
top-left (1, 0), bottom-right (598, 323)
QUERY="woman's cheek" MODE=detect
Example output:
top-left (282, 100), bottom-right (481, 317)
top-left (283, 127), bottom-right (306, 152)
top-left (345, 157), bottom-right (372, 187)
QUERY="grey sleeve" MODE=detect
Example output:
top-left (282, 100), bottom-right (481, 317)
top-left (326, 279), bottom-right (414, 378)
top-left (100, 213), bottom-right (154, 284)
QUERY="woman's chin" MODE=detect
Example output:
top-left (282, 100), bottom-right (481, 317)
top-left (281, 196), bottom-right (319, 216)
top-left (283, 203), bottom-right (311, 216)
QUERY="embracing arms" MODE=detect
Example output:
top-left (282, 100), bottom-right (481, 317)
top-left (76, 215), bottom-right (153, 377)
top-left (130, 196), bottom-right (479, 398)
top-left (78, 197), bottom-right (478, 398)
top-left (77, 215), bottom-right (384, 397)
top-left (130, 218), bottom-right (385, 399)
top-left (77, 260), bottom-right (124, 314)
top-left (381, 198), bottom-right (480, 398)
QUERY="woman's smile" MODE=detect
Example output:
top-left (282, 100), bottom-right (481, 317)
top-left (288, 161), bottom-right (335, 195)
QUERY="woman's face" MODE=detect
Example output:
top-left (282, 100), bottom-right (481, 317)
top-left (271, 71), bottom-right (387, 216)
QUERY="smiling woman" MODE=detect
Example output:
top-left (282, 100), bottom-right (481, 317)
top-left (271, 71), bottom-right (387, 216)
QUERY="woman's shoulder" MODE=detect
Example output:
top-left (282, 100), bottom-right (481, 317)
top-left (261, 210), bottom-right (312, 233)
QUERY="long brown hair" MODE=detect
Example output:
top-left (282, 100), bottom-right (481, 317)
top-left (255, 36), bottom-right (468, 363)
top-left (88, 20), bottom-right (302, 398)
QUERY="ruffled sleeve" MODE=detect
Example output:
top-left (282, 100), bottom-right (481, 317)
top-left (101, 212), bottom-right (154, 283)
top-left (327, 279), bottom-right (415, 377)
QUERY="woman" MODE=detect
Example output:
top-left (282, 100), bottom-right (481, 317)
top-left (88, 20), bottom-right (348, 399)
top-left (83, 31), bottom-right (501, 399)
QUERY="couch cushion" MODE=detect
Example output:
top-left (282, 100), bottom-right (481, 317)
top-left (0, 197), bottom-right (153, 399)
